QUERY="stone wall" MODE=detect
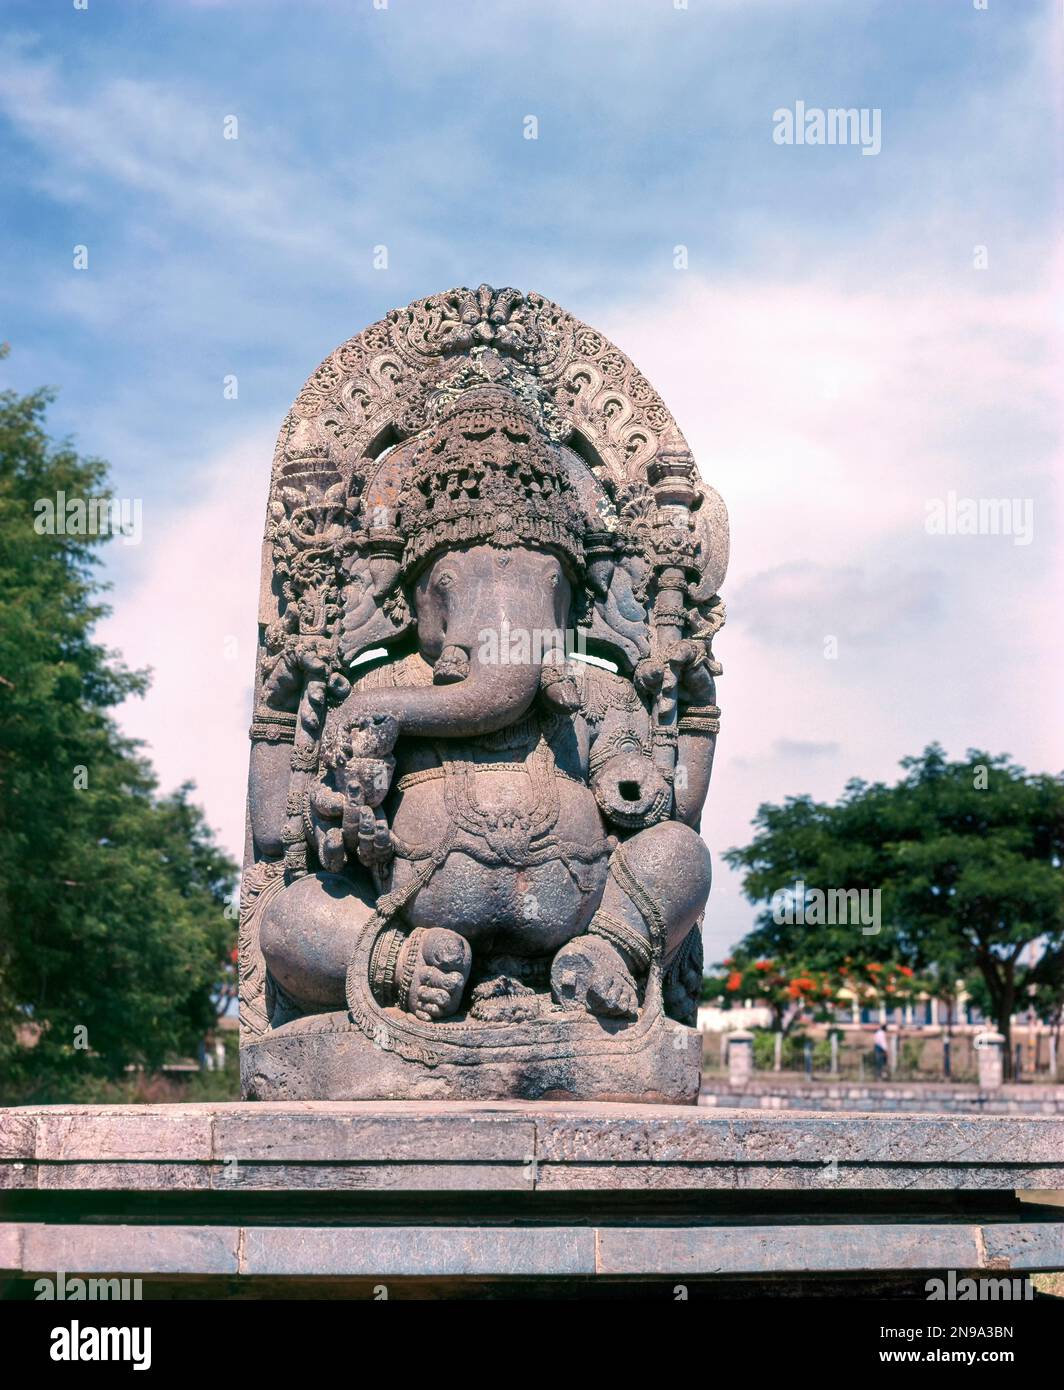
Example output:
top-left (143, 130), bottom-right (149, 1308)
top-left (699, 1080), bottom-right (1064, 1115)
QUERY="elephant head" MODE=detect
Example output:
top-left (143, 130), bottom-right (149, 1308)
top-left (336, 385), bottom-right (601, 736)
top-left (344, 542), bottom-right (579, 739)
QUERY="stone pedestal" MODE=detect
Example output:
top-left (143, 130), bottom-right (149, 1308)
top-left (241, 1008), bottom-right (703, 1104)
top-left (2, 1102), bottom-right (1062, 1296)
top-left (976, 1031), bottom-right (1006, 1089)
top-left (726, 1029), bottom-right (754, 1087)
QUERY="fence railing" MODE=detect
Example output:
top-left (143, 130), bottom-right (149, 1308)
top-left (703, 1029), bottom-right (1061, 1084)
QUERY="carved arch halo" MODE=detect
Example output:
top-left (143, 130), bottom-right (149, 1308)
top-left (260, 284), bottom-right (729, 671)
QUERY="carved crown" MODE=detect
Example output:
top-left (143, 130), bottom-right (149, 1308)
top-left (395, 386), bottom-right (586, 579)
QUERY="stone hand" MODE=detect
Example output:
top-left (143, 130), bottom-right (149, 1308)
top-left (261, 644), bottom-right (328, 713)
top-left (344, 710), bottom-right (400, 761)
top-left (636, 640), bottom-right (715, 708)
top-left (353, 805), bottom-right (393, 869)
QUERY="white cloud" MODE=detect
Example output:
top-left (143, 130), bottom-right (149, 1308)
top-left (588, 262), bottom-right (1060, 958)
top-left (0, 46), bottom-right (336, 260)
top-left (97, 427), bottom-right (272, 860)
top-left (735, 562), bottom-right (941, 645)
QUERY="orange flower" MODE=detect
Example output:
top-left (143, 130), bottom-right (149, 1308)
top-left (726, 971), bottom-right (743, 992)
top-left (754, 959), bottom-right (773, 971)
top-left (899, 966), bottom-right (914, 978)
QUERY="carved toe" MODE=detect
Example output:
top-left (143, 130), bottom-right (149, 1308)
top-left (399, 927), bottom-right (472, 1021)
top-left (551, 935), bottom-right (639, 1020)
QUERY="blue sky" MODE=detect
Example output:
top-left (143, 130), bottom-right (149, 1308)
top-left (1, 0), bottom-right (1060, 958)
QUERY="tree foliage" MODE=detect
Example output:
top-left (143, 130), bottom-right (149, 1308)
top-left (0, 375), bottom-right (237, 1098)
top-left (704, 956), bottom-right (926, 1036)
top-left (722, 746), bottom-right (1064, 1071)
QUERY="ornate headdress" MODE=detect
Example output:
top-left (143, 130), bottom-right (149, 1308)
top-left (395, 386), bottom-right (585, 579)
top-left (261, 285), bottom-right (729, 674)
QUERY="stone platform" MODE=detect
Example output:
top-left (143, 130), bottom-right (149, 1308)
top-left (2, 1102), bottom-right (1062, 1295)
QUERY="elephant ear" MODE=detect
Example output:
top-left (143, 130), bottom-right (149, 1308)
top-left (338, 553), bottom-right (412, 668)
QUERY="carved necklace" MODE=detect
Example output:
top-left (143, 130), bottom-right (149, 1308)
top-left (439, 731), bottom-right (561, 867)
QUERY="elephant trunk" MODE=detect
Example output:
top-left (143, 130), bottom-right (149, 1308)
top-left (432, 644), bottom-right (471, 684)
top-left (370, 638), bottom-right (543, 738)
top-left (364, 589), bottom-right (564, 739)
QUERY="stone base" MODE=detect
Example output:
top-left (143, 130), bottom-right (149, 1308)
top-left (2, 1102), bottom-right (1063, 1297)
top-left (241, 1007), bottom-right (702, 1103)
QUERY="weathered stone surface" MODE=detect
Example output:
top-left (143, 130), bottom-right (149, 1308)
top-left (0, 1223), bottom-right (22, 1270)
top-left (535, 1109), bottom-right (1064, 1167)
top-left (2, 1218), bottom-right (1061, 1279)
top-left (0, 1163), bottom-right (36, 1192)
top-left (34, 1106), bottom-right (213, 1162)
top-left (596, 1224), bottom-right (986, 1275)
top-left (243, 1226), bottom-right (596, 1277)
top-left (534, 1163), bottom-right (1064, 1192)
top-left (2, 1103), bottom-right (1062, 1283)
top-left (241, 1020), bottom-right (703, 1105)
top-left (240, 285), bottom-right (728, 1101)
top-left (3, 1102), bottom-right (1061, 1191)
top-left (211, 1161), bottom-right (532, 1192)
top-left (35, 1161), bottom-right (213, 1192)
top-left (0, 1110), bottom-right (35, 1160)
top-left (18, 1224), bottom-right (240, 1275)
top-left (981, 1222), bottom-right (1064, 1269)
top-left (212, 1101), bottom-right (535, 1161)
top-left (699, 1079), bottom-right (1064, 1115)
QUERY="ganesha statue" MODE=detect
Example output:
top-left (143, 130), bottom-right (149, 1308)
top-left (239, 285), bottom-right (728, 1103)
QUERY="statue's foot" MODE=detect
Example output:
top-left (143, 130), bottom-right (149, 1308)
top-left (662, 923), bottom-right (704, 1027)
top-left (397, 927), bottom-right (472, 1022)
top-left (551, 934), bottom-right (638, 1020)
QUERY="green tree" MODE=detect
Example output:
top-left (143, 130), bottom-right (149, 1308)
top-left (0, 371), bottom-right (237, 1099)
top-left (723, 746), bottom-right (1064, 1078)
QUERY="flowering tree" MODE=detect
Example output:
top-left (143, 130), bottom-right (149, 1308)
top-left (704, 956), bottom-right (928, 1035)
top-left (704, 958), bottom-right (837, 1034)
top-left (721, 747), bottom-right (1064, 1076)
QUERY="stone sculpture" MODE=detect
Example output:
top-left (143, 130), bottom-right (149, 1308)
top-left (239, 285), bottom-right (728, 1102)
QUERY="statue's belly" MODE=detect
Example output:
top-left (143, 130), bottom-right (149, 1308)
top-left (389, 774), bottom-right (610, 953)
